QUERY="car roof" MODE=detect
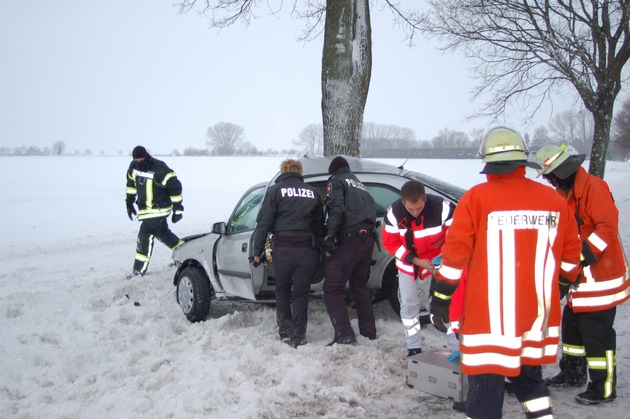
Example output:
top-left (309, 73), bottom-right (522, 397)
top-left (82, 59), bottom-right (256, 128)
top-left (300, 154), bottom-right (404, 176)
top-left (296, 155), bottom-right (466, 202)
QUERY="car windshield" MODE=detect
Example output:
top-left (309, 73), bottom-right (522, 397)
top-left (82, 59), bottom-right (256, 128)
top-left (227, 186), bottom-right (266, 234)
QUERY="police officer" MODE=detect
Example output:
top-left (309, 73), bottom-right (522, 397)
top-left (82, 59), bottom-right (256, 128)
top-left (323, 156), bottom-right (377, 345)
top-left (252, 159), bottom-right (325, 348)
top-left (125, 146), bottom-right (184, 278)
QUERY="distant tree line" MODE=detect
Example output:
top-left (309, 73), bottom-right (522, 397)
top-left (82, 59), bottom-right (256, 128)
top-left (4, 97), bottom-right (630, 160)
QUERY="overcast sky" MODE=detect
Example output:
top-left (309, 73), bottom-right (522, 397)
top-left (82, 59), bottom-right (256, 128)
top-left (1, 0), bottom-right (578, 155)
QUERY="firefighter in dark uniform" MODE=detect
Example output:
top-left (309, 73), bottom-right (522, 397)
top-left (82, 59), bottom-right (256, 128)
top-left (252, 159), bottom-right (325, 348)
top-left (323, 156), bottom-right (377, 345)
top-left (125, 146), bottom-right (184, 278)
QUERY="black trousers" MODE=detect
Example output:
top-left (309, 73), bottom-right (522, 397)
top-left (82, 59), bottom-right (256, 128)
top-left (561, 304), bottom-right (617, 397)
top-left (272, 246), bottom-right (318, 341)
top-left (323, 234), bottom-right (376, 339)
top-left (466, 365), bottom-right (552, 419)
top-left (133, 216), bottom-right (181, 275)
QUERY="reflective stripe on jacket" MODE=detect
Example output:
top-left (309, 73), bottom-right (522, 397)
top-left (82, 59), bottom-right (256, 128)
top-left (434, 167), bottom-right (581, 376)
top-left (382, 195), bottom-right (454, 278)
top-left (565, 167), bottom-right (630, 312)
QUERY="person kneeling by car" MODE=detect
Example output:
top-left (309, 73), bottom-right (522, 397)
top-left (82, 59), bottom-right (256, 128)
top-left (251, 159), bottom-right (325, 348)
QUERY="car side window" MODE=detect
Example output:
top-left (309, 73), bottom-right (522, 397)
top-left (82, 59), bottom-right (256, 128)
top-left (366, 185), bottom-right (400, 217)
top-left (227, 185), bottom-right (266, 234)
top-left (307, 181), bottom-right (399, 217)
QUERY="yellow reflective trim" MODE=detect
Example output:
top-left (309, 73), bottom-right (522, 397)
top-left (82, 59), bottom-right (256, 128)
top-left (146, 178), bottom-right (154, 208)
top-left (562, 343), bottom-right (586, 356)
top-left (170, 240), bottom-right (184, 250)
top-left (605, 350), bottom-right (615, 398)
top-left (170, 194), bottom-right (183, 203)
top-left (162, 172), bottom-right (176, 186)
top-left (434, 291), bottom-right (451, 301)
top-left (135, 253), bottom-right (150, 262)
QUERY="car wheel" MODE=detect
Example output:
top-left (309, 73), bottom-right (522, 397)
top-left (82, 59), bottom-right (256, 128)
top-left (176, 266), bottom-right (211, 323)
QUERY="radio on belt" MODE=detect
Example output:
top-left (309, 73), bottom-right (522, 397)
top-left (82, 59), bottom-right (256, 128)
top-left (406, 350), bottom-right (468, 403)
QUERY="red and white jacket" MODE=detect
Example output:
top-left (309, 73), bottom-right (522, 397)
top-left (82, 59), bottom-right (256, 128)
top-left (382, 195), bottom-right (454, 279)
top-left (563, 167), bottom-right (630, 312)
top-left (434, 167), bottom-right (582, 377)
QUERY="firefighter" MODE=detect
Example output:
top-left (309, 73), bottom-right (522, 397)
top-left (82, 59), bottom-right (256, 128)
top-left (251, 159), bottom-right (325, 348)
top-left (381, 180), bottom-right (458, 357)
top-left (125, 146), bottom-right (183, 278)
top-left (430, 126), bottom-right (582, 418)
top-left (535, 144), bottom-right (630, 405)
top-left (323, 156), bottom-right (377, 345)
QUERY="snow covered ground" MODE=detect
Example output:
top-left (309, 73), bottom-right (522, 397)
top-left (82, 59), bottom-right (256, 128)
top-left (1, 156), bottom-right (628, 418)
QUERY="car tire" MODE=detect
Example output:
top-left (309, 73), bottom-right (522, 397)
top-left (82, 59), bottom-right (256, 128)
top-left (176, 266), bottom-right (211, 323)
top-left (386, 264), bottom-right (432, 326)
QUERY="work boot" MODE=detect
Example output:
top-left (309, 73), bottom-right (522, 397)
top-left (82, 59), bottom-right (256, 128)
top-left (575, 383), bottom-right (616, 405)
top-left (326, 335), bottom-right (357, 346)
top-left (545, 355), bottom-right (587, 387)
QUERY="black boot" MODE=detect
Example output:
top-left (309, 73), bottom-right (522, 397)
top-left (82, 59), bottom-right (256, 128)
top-left (546, 355), bottom-right (587, 387)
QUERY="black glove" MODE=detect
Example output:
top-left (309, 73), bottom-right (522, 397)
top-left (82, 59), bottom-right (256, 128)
top-left (430, 294), bottom-right (451, 333)
top-left (172, 202), bottom-right (184, 223)
top-left (322, 236), bottom-right (335, 254)
top-left (580, 240), bottom-right (597, 266)
top-left (126, 201), bottom-right (137, 220)
top-left (559, 276), bottom-right (571, 300)
top-left (248, 254), bottom-right (264, 268)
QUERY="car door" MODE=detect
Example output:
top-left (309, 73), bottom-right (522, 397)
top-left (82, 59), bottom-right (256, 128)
top-left (215, 183), bottom-right (267, 300)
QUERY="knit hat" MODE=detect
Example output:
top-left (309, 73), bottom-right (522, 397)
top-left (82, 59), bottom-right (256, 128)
top-left (132, 146), bottom-right (150, 159)
top-left (328, 156), bottom-right (350, 175)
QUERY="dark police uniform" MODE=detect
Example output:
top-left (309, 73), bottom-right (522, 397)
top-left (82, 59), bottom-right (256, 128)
top-left (126, 155), bottom-right (183, 276)
top-left (324, 165), bottom-right (377, 342)
top-left (252, 172), bottom-right (325, 345)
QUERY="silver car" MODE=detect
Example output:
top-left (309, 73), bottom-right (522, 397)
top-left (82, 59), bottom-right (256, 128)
top-left (171, 156), bottom-right (465, 323)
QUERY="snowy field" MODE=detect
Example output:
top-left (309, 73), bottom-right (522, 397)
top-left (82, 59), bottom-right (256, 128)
top-left (1, 155), bottom-right (628, 418)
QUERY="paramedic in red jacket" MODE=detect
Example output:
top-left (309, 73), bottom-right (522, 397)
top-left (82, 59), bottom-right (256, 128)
top-left (381, 180), bottom-right (457, 357)
top-left (430, 126), bottom-right (582, 419)
top-left (535, 144), bottom-right (629, 405)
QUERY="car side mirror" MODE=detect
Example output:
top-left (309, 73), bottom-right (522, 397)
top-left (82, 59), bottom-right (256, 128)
top-left (212, 222), bottom-right (227, 235)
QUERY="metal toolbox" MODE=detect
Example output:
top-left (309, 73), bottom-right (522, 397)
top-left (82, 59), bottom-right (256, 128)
top-left (406, 350), bottom-right (468, 403)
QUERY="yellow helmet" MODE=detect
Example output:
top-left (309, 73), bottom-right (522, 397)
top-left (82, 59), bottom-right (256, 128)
top-left (478, 126), bottom-right (540, 174)
top-left (478, 126), bottom-right (529, 162)
top-left (534, 144), bottom-right (586, 178)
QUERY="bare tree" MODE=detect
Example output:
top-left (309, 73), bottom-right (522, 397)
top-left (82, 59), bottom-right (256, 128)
top-left (294, 123), bottom-right (324, 155)
top-left (52, 141), bottom-right (66, 156)
top-left (612, 97), bottom-right (630, 159)
top-left (362, 122), bottom-right (416, 150)
top-left (468, 128), bottom-right (485, 149)
top-left (206, 122), bottom-right (245, 156)
top-left (574, 109), bottom-right (595, 154)
top-left (421, 0), bottom-right (630, 178)
top-left (179, 0), bottom-right (375, 157)
top-left (430, 128), bottom-right (470, 149)
top-left (530, 126), bottom-right (554, 151)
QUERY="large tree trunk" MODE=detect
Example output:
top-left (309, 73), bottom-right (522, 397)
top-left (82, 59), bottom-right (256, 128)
top-left (586, 86), bottom-right (616, 179)
top-left (589, 114), bottom-right (613, 178)
top-left (321, 0), bottom-right (371, 157)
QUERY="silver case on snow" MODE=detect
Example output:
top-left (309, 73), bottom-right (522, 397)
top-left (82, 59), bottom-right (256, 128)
top-left (406, 350), bottom-right (468, 403)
